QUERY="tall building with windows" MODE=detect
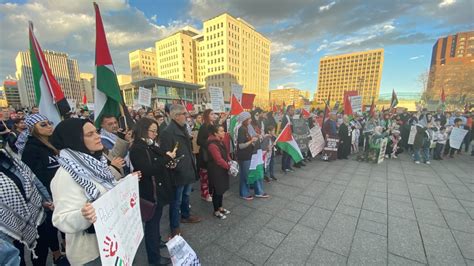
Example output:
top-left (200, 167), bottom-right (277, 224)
top-left (270, 88), bottom-right (311, 109)
top-left (15, 50), bottom-right (82, 107)
top-left (314, 48), bottom-right (384, 106)
top-left (155, 26), bottom-right (200, 83)
top-left (426, 31), bottom-right (474, 103)
top-left (80, 72), bottom-right (94, 103)
top-left (129, 48), bottom-right (157, 81)
top-left (2, 79), bottom-right (21, 109)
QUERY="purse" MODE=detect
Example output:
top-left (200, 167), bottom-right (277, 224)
top-left (140, 148), bottom-right (157, 222)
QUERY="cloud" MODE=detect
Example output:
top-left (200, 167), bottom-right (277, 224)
top-left (150, 14), bottom-right (158, 22)
top-left (275, 81), bottom-right (303, 89)
top-left (439, 0), bottom-right (456, 8)
top-left (270, 56), bottom-right (301, 81)
top-left (319, 1), bottom-right (336, 12)
top-left (409, 55), bottom-right (425, 60)
top-left (0, 0), bottom-right (188, 79)
top-left (271, 42), bottom-right (294, 55)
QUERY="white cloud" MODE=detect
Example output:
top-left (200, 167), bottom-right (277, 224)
top-left (319, 1), bottom-right (336, 12)
top-left (271, 56), bottom-right (301, 80)
top-left (151, 14), bottom-right (158, 22)
top-left (271, 42), bottom-right (294, 55)
top-left (409, 55), bottom-right (425, 60)
top-left (439, 0), bottom-right (456, 8)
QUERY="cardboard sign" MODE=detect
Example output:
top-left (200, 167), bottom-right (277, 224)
top-left (138, 87), bottom-right (152, 107)
top-left (231, 84), bottom-right (243, 103)
top-left (449, 127), bottom-right (468, 149)
top-left (209, 86), bottom-right (225, 112)
top-left (292, 118), bottom-right (310, 153)
top-left (308, 125), bottom-right (325, 157)
top-left (92, 175), bottom-right (144, 266)
top-left (349, 96), bottom-right (362, 114)
top-left (408, 125), bottom-right (417, 145)
top-left (377, 138), bottom-right (388, 164)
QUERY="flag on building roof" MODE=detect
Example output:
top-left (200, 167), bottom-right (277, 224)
top-left (275, 123), bottom-right (303, 163)
top-left (229, 94), bottom-right (244, 140)
top-left (28, 22), bottom-right (70, 125)
top-left (93, 2), bottom-right (122, 128)
top-left (390, 89), bottom-right (398, 109)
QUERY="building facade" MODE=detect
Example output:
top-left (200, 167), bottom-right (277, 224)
top-left (426, 31), bottom-right (474, 103)
top-left (314, 48), bottom-right (384, 107)
top-left (270, 88), bottom-right (311, 109)
top-left (15, 50), bottom-right (82, 107)
top-left (2, 79), bottom-right (21, 109)
top-left (129, 48), bottom-right (157, 81)
top-left (80, 72), bottom-right (94, 103)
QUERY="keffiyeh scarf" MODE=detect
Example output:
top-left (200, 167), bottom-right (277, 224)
top-left (57, 148), bottom-right (116, 202)
top-left (0, 149), bottom-right (45, 254)
top-left (100, 128), bottom-right (118, 146)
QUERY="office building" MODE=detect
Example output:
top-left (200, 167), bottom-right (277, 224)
top-left (15, 50), bottom-right (82, 107)
top-left (2, 79), bottom-right (21, 109)
top-left (129, 48), bottom-right (157, 81)
top-left (80, 72), bottom-right (94, 103)
top-left (314, 48), bottom-right (384, 106)
top-left (270, 88), bottom-right (311, 109)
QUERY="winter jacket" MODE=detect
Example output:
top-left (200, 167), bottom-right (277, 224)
top-left (207, 135), bottom-right (230, 195)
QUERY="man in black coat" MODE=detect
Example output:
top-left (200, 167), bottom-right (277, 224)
top-left (160, 104), bottom-right (201, 237)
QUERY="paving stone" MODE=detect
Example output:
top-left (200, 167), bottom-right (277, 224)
top-left (299, 206), bottom-right (332, 231)
top-left (231, 204), bottom-right (255, 217)
top-left (411, 197), bottom-right (439, 210)
top-left (224, 256), bottom-right (253, 266)
top-left (360, 209), bottom-right (387, 224)
top-left (388, 199), bottom-right (416, 220)
top-left (266, 217), bottom-right (296, 234)
top-left (314, 188), bottom-right (345, 210)
top-left (198, 243), bottom-right (233, 265)
top-left (388, 216), bottom-right (426, 264)
top-left (317, 213), bottom-right (358, 256)
top-left (253, 227), bottom-right (286, 249)
top-left (294, 194), bottom-right (317, 205)
top-left (362, 195), bottom-right (387, 214)
top-left (434, 195), bottom-right (467, 213)
top-left (388, 193), bottom-right (411, 203)
top-left (408, 183), bottom-right (434, 200)
top-left (215, 228), bottom-right (254, 253)
top-left (348, 230), bottom-right (387, 265)
top-left (452, 230), bottom-right (474, 260)
top-left (388, 253), bottom-right (426, 266)
top-left (237, 241), bottom-right (274, 265)
top-left (286, 201), bottom-right (311, 213)
top-left (413, 207), bottom-right (448, 228)
top-left (357, 218), bottom-right (387, 236)
top-left (341, 189), bottom-right (365, 208)
top-left (419, 223), bottom-right (465, 265)
top-left (366, 190), bottom-right (388, 199)
top-left (367, 181), bottom-right (387, 192)
top-left (442, 209), bottom-right (474, 233)
top-left (335, 203), bottom-right (361, 217)
top-left (306, 247), bottom-right (347, 266)
top-left (274, 208), bottom-right (305, 223)
top-left (265, 224), bottom-right (321, 265)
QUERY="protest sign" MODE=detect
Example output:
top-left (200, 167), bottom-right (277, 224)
top-left (377, 138), bottom-right (388, 164)
top-left (231, 83), bottom-right (243, 103)
top-left (408, 125), bottom-right (417, 145)
top-left (349, 96), bottom-right (362, 114)
top-left (323, 137), bottom-right (339, 161)
top-left (449, 127), bottom-right (468, 149)
top-left (209, 87), bottom-right (225, 112)
top-left (308, 125), bottom-right (325, 157)
top-left (92, 175), bottom-right (144, 266)
top-left (86, 103), bottom-right (95, 111)
top-left (292, 118), bottom-right (310, 153)
top-left (138, 87), bottom-right (152, 107)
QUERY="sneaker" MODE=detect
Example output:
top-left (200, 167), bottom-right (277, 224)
top-left (271, 175), bottom-right (278, 181)
top-left (426, 161), bottom-right (431, 165)
top-left (214, 211), bottom-right (227, 220)
top-left (219, 208), bottom-right (231, 215)
top-left (264, 176), bottom-right (271, 183)
top-left (392, 154), bottom-right (398, 159)
top-left (415, 161), bottom-right (420, 164)
top-left (241, 195), bottom-right (254, 201)
top-left (385, 154), bottom-right (389, 158)
top-left (284, 168), bottom-right (295, 173)
top-left (201, 195), bottom-right (212, 202)
top-left (300, 162), bottom-right (307, 166)
top-left (181, 215), bottom-right (202, 224)
top-left (255, 193), bottom-right (270, 198)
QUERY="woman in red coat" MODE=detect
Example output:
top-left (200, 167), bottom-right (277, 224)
top-left (206, 124), bottom-right (232, 219)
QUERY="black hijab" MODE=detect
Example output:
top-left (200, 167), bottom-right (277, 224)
top-left (52, 118), bottom-right (102, 159)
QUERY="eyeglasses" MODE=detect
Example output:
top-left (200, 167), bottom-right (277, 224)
top-left (39, 121), bottom-right (53, 128)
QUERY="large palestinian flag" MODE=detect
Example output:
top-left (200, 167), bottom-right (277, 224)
top-left (276, 124), bottom-right (304, 163)
top-left (248, 149), bottom-right (264, 184)
top-left (93, 2), bottom-right (122, 127)
top-left (29, 22), bottom-right (70, 125)
top-left (229, 94), bottom-right (244, 140)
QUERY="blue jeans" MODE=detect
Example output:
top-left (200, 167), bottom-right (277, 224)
top-left (281, 151), bottom-right (292, 170)
top-left (414, 147), bottom-right (430, 162)
top-left (253, 179), bottom-right (264, 196)
top-left (239, 160), bottom-right (251, 197)
top-left (0, 237), bottom-right (20, 266)
top-left (169, 184), bottom-right (192, 230)
top-left (265, 155), bottom-right (275, 177)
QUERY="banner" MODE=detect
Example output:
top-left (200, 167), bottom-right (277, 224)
top-left (408, 126), bottom-right (417, 145)
top-left (209, 86), bottom-right (225, 112)
top-left (377, 138), bottom-right (388, 164)
top-left (292, 118), bottom-right (310, 153)
top-left (138, 87), bottom-right (152, 107)
top-left (349, 96), bottom-right (362, 114)
top-left (308, 125), bottom-right (325, 157)
top-left (449, 127), bottom-right (468, 149)
top-left (231, 83), bottom-right (243, 103)
top-left (92, 174), bottom-right (144, 266)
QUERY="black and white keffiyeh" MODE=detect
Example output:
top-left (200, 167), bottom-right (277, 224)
top-left (57, 148), bottom-right (116, 202)
top-left (0, 149), bottom-right (45, 253)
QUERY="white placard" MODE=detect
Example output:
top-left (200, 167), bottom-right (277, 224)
top-left (231, 84), bottom-right (243, 103)
top-left (209, 86), bottom-right (225, 113)
top-left (138, 87), bottom-right (152, 107)
top-left (377, 138), bottom-right (388, 164)
top-left (86, 103), bottom-right (94, 111)
top-left (449, 127), bottom-right (468, 149)
top-left (92, 175), bottom-right (144, 266)
top-left (349, 96), bottom-right (362, 114)
top-left (408, 125), bottom-right (417, 145)
top-left (308, 125), bottom-right (326, 157)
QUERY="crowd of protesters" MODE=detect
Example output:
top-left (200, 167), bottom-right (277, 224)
top-left (0, 103), bottom-right (472, 265)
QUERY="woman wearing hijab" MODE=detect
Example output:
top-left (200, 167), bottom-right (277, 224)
top-left (21, 114), bottom-right (68, 265)
top-left (49, 118), bottom-right (120, 265)
top-left (129, 118), bottom-right (175, 266)
top-left (337, 115), bottom-right (352, 159)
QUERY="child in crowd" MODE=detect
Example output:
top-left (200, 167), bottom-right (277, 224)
top-left (433, 126), bottom-right (447, 160)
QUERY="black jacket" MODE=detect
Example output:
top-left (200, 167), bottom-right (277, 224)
top-left (21, 136), bottom-right (59, 194)
top-left (196, 123), bottom-right (212, 168)
top-left (129, 139), bottom-right (174, 204)
top-left (280, 114), bottom-right (293, 132)
top-left (160, 120), bottom-right (198, 186)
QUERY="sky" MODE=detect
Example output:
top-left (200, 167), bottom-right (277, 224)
top-left (0, 0), bottom-right (473, 99)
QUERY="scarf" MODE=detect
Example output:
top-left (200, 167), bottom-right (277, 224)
top-left (100, 128), bottom-right (118, 146)
top-left (0, 149), bottom-right (45, 254)
top-left (57, 148), bottom-right (116, 202)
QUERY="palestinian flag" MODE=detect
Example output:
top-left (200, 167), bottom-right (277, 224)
top-left (302, 108), bottom-right (311, 118)
top-left (276, 123), bottom-right (303, 163)
top-left (93, 2), bottom-right (122, 128)
top-left (229, 94), bottom-right (244, 139)
top-left (248, 149), bottom-right (264, 184)
top-left (390, 89), bottom-right (398, 109)
top-left (369, 97), bottom-right (376, 118)
top-left (28, 22), bottom-right (70, 125)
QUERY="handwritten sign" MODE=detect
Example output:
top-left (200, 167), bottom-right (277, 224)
top-left (292, 118), bottom-right (310, 153)
top-left (138, 87), bottom-right (152, 107)
top-left (209, 86), bottom-right (225, 113)
top-left (377, 138), bottom-right (388, 164)
top-left (349, 96), bottom-right (362, 114)
top-left (308, 125), bottom-right (325, 157)
top-left (449, 127), bottom-right (468, 149)
top-left (92, 175), bottom-right (143, 266)
top-left (231, 84), bottom-right (243, 103)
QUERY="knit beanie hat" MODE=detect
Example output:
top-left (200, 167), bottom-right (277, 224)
top-left (25, 114), bottom-right (49, 129)
top-left (238, 111), bottom-right (251, 123)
